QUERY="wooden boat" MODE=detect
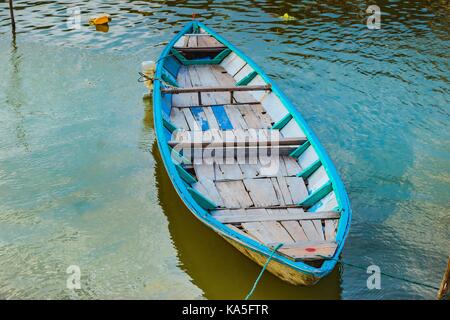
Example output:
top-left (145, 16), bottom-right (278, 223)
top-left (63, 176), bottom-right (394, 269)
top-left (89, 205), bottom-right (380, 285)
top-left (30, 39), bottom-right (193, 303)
top-left (152, 21), bottom-right (351, 286)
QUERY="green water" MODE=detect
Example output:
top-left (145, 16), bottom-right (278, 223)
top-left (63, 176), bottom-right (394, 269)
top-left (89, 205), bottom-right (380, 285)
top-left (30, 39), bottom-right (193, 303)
top-left (0, 1), bottom-right (449, 299)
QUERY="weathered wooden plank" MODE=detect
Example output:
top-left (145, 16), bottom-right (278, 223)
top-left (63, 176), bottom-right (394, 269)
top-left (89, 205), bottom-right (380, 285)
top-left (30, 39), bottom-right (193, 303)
top-left (237, 105), bottom-right (261, 128)
top-left (283, 156), bottom-right (302, 176)
top-left (194, 179), bottom-right (224, 208)
top-left (243, 178), bottom-right (279, 207)
top-left (215, 163), bottom-right (243, 181)
top-left (202, 107), bottom-right (220, 129)
top-left (169, 108), bottom-right (189, 130)
top-left (162, 84), bottom-right (271, 94)
top-left (285, 176), bottom-right (309, 203)
top-left (276, 176), bottom-right (294, 205)
top-left (188, 36), bottom-right (198, 48)
top-left (270, 178), bottom-right (286, 206)
top-left (215, 180), bottom-right (254, 209)
top-left (212, 209), bottom-right (339, 223)
top-left (312, 219), bottom-right (325, 241)
top-left (251, 103), bottom-right (273, 128)
top-left (193, 164), bottom-right (215, 181)
top-left (268, 240), bottom-right (337, 260)
top-left (181, 108), bottom-right (201, 131)
top-left (299, 220), bottom-right (322, 241)
top-left (324, 219), bottom-right (338, 241)
top-left (190, 107), bottom-right (209, 130)
top-left (262, 220), bottom-right (294, 243)
top-left (226, 223), bottom-right (260, 242)
top-left (241, 221), bottom-right (276, 244)
top-left (224, 106), bottom-right (248, 129)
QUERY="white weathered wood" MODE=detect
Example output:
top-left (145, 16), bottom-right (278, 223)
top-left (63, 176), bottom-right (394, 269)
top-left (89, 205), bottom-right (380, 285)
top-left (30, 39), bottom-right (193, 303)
top-left (261, 92), bottom-right (289, 123)
top-left (170, 108), bottom-right (189, 130)
top-left (212, 209), bottom-right (340, 223)
top-left (315, 191), bottom-right (338, 212)
top-left (243, 178), bottom-right (280, 207)
top-left (275, 176), bottom-right (294, 204)
top-left (285, 176), bottom-right (309, 203)
top-left (194, 164), bottom-right (215, 181)
top-left (299, 220), bottom-right (322, 241)
top-left (194, 179), bottom-right (224, 208)
top-left (298, 145), bottom-right (319, 169)
top-left (220, 52), bottom-right (238, 71)
top-left (280, 118), bottom-right (306, 138)
top-left (223, 54), bottom-right (246, 77)
top-left (324, 219), bottom-right (338, 241)
top-left (242, 221), bottom-right (277, 244)
top-left (234, 64), bottom-right (254, 82)
top-left (181, 109), bottom-right (201, 131)
top-left (270, 240), bottom-right (337, 260)
top-left (263, 221), bottom-right (294, 243)
top-left (247, 75), bottom-right (267, 101)
top-left (174, 36), bottom-right (186, 48)
top-left (216, 180), bottom-right (254, 209)
top-left (282, 156), bottom-right (302, 176)
top-left (215, 163), bottom-right (243, 181)
top-left (307, 166), bottom-right (329, 193)
top-left (312, 219), bottom-right (325, 241)
top-left (224, 106), bottom-right (248, 129)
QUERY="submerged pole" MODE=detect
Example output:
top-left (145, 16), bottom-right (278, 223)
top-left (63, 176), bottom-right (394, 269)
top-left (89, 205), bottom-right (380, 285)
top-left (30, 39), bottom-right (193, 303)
top-left (437, 257), bottom-right (450, 300)
top-left (9, 0), bottom-right (16, 32)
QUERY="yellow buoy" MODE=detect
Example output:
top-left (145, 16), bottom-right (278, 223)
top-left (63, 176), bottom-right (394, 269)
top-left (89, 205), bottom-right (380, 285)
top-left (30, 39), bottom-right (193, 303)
top-left (141, 61), bottom-right (156, 91)
top-left (89, 14), bottom-right (111, 25)
top-left (280, 13), bottom-right (295, 21)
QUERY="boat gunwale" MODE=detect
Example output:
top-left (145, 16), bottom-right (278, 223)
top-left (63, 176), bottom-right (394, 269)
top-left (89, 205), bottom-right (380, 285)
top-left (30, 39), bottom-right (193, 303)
top-left (153, 20), bottom-right (352, 279)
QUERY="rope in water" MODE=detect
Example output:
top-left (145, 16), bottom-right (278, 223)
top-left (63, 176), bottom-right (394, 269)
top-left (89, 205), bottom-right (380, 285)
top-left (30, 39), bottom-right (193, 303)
top-left (245, 243), bottom-right (283, 300)
top-left (318, 255), bottom-right (441, 292)
top-left (244, 245), bottom-right (443, 300)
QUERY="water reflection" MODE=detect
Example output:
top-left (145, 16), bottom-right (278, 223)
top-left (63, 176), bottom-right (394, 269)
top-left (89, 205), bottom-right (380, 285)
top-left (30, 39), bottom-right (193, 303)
top-left (5, 33), bottom-right (30, 152)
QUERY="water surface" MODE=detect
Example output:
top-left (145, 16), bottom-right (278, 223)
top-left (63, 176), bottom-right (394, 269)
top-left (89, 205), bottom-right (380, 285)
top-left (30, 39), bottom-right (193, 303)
top-left (0, 0), bottom-right (449, 299)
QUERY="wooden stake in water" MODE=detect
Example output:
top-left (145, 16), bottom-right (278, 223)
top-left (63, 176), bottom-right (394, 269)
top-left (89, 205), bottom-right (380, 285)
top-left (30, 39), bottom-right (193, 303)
top-left (9, 0), bottom-right (16, 31)
top-left (437, 257), bottom-right (450, 300)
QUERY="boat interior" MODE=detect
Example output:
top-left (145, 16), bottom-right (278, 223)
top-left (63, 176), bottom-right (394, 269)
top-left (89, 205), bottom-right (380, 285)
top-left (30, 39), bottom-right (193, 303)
top-left (158, 25), bottom-right (341, 266)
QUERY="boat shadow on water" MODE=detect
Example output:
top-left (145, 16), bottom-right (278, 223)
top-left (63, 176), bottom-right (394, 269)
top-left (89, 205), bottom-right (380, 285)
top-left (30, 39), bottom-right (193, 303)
top-left (142, 98), bottom-right (342, 299)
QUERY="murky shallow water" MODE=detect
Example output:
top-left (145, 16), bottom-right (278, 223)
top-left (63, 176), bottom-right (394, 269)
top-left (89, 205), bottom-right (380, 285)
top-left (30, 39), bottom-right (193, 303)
top-left (0, 0), bottom-right (449, 299)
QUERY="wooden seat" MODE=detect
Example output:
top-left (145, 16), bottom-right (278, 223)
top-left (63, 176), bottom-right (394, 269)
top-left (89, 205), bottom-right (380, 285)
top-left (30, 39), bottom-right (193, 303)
top-left (212, 209), bottom-right (340, 223)
top-left (168, 136), bottom-right (306, 148)
top-left (162, 84), bottom-right (271, 94)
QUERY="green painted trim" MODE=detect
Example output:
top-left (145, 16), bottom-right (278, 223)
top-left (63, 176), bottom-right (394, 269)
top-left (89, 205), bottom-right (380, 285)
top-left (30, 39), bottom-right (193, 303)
top-left (168, 146), bottom-right (191, 165)
top-left (192, 21), bottom-right (199, 33)
top-left (236, 71), bottom-right (257, 86)
top-left (297, 159), bottom-right (321, 179)
top-left (213, 49), bottom-right (231, 63)
top-left (161, 70), bottom-right (179, 87)
top-left (176, 164), bottom-right (197, 185)
top-left (299, 181), bottom-right (333, 208)
top-left (171, 48), bottom-right (231, 66)
top-left (289, 140), bottom-right (310, 158)
top-left (163, 118), bottom-right (177, 133)
top-left (271, 113), bottom-right (293, 130)
top-left (187, 187), bottom-right (217, 210)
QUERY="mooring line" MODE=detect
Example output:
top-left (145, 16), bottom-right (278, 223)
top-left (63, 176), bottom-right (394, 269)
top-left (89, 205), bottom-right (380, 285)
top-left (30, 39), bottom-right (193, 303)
top-left (319, 255), bottom-right (441, 292)
top-left (245, 243), bottom-right (283, 300)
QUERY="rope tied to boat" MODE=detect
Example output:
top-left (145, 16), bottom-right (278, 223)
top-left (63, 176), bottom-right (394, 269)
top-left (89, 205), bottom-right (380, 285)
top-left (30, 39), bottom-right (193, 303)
top-left (245, 243), bottom-right (283, 300)
top-left (317, 255), bottom-right (442, 292)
